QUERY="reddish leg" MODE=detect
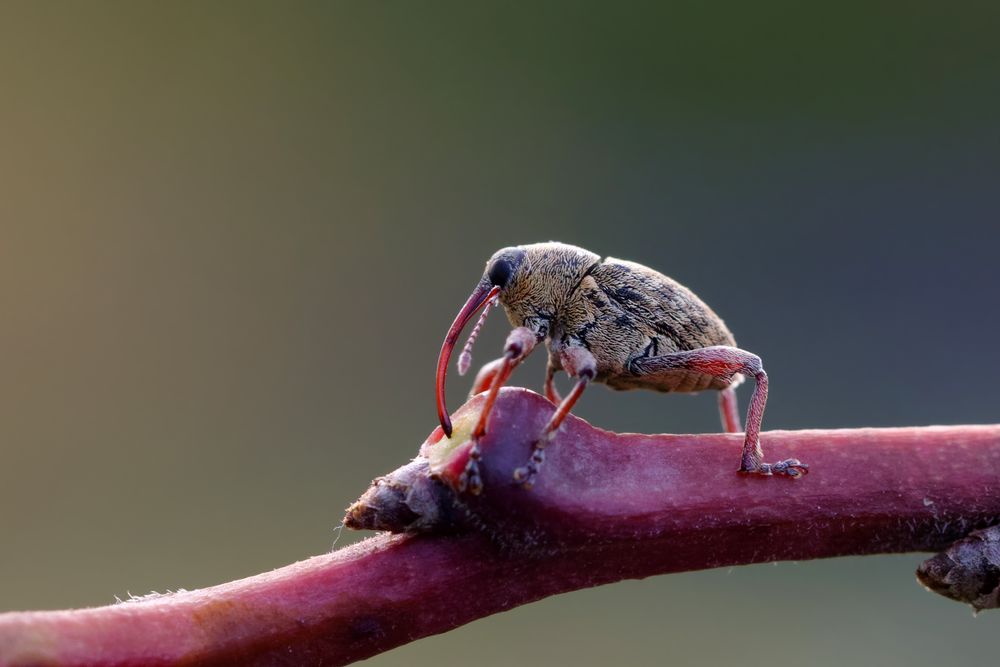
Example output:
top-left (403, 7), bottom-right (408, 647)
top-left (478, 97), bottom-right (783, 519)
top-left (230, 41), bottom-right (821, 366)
top-left (718, 384), bottom-right (741, 434)
top-left (544, 361), bottom-right (563, 403)
top-left (514, 346), bottom-right (596, 489)
top-left (459, 327), bottom-right (536, 494)
top-left (632, 346), bottom-right (807, 477)
top-left (469, 357), bottom-right (508, 397)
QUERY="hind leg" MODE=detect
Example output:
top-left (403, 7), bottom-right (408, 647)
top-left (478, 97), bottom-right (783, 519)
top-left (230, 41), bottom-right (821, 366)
top-left (632, 346), bottom-right (807, 477)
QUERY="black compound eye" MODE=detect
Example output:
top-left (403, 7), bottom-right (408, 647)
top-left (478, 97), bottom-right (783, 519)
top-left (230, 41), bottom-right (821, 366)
top-left (487, 257), bottom-right (514, 287)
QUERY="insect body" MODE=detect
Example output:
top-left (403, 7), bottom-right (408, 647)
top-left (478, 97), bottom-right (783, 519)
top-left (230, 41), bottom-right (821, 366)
top-left (436, 241), bottom-right (807, 493)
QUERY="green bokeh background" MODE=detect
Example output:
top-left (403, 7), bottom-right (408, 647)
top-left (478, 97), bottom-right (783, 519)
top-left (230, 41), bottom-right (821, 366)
top-left (2, 2), bottom-right (998, 665)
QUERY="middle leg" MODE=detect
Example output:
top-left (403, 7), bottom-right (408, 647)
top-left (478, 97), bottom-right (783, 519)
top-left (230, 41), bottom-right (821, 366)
top-left (718, 383), bottom-right (741, 434)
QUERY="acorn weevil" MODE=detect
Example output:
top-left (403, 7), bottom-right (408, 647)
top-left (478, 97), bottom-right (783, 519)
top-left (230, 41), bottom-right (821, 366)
top-left (435, 241), bottom-right (807, 493)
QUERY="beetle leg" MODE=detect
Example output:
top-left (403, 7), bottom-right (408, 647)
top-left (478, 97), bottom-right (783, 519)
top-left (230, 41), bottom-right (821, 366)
top-left (469, 357), bottom-right (508, 397)
top-left (515, 346), bottom-right (596, 489)
top-left (718, 384), bottom-right (741, 433)
top-left (543, 360), bottom-right (563, 403)
top-left (632, 346), bottom-right (807, 478)
top-left (458, 327), bottom-right (536, 494)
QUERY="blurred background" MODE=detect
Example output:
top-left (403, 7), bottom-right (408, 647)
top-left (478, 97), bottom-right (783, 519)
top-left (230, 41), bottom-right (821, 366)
top-left (1, 1), bottom-right (998, 664)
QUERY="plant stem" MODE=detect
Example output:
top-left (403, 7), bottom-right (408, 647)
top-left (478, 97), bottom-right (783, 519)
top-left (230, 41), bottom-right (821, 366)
top-left (1, 388), bottom-right (998, 666)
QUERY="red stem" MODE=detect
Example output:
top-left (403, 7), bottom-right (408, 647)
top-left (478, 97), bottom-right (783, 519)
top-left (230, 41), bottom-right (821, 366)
top-left (1, 388), bottom-right (998, 666)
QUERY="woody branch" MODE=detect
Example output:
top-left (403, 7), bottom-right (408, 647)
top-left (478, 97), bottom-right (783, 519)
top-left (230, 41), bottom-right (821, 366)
top-left (1, 388), bottom-right (998, 666)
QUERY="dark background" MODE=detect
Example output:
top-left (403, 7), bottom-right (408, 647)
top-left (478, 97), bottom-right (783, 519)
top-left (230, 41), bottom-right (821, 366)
top-left (1, 2), bottom-right (998, 665)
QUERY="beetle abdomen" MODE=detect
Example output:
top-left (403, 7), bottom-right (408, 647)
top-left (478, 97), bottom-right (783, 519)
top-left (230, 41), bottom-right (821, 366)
top-left (604, 368), bottom-right (733, 393)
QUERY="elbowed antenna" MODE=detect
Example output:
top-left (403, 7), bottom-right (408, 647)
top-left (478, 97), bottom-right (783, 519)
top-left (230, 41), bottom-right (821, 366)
top-left (436, 282), bottom-right (501, 437)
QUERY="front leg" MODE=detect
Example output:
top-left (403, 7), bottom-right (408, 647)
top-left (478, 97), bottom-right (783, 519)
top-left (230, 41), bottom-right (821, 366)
top-left (544, 359), bottom-right (563, 403)
top-left (469, 357), bottom-right (508, 398)
top-left (514, 346), bottom-right (596, 489)
top-left (458, 327), bottom-right (537, 494)
top-left (631, 346), bottom-right (807, 478)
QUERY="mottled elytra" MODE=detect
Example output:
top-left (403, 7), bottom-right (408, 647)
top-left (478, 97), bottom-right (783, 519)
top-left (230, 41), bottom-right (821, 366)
top-left (435, 241), bottom-right (807, 493)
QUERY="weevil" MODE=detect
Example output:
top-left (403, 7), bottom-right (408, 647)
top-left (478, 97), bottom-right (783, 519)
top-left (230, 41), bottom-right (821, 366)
top-left (436, 241), bottom-right (807, 493)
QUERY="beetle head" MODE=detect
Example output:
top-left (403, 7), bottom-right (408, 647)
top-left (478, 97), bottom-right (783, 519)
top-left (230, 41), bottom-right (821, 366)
top-left (484, 246), bottom-right (528, 293)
